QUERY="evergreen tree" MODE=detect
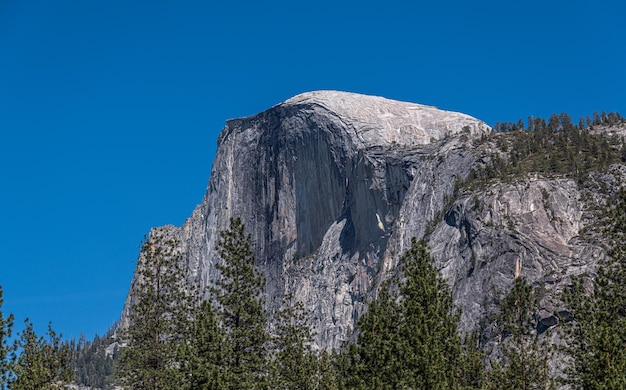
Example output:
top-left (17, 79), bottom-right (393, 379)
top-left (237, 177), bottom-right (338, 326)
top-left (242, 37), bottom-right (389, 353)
top-left (185, 300), bottom-right (224, 390)
top-left (563, 189), bottom-right (626, 388)
top-left (316, 349), bottom-right (339, 390)
top-left (341, 281), bottom-right (403, 389)
top-left (71, 328), bottom-right (117, 389)
top-left (0, 286), bottom-right (14, 389)
top-left (485, 277), bottom-right (554, 389)
top-left (9, 320), bottom-right (73, 390)
top-left (397, 239), bottom-right (482, 389)
top-left (270, 296), bottom-right (318, 389)
top-left (118, 229), bottom-right (195, 390)
top-left (342, 238), bottom-right (483, 389)
top-left (214, 217), bottom-right (268, 389)
top-left (457, 331), bottom-right (485, 388)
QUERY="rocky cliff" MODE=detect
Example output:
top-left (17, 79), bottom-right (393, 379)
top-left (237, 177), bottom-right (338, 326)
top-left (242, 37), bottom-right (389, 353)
top-left (121, 90), bottom-right (625, 350)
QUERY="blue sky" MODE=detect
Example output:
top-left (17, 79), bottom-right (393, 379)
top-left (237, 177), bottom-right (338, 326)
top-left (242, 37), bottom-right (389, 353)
top-left (1, 0), bottom-right (624, 340)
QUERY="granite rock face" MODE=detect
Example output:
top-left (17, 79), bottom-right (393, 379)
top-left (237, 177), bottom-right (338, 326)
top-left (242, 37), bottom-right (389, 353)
top-left (120, 91), bottom-right (623, 350)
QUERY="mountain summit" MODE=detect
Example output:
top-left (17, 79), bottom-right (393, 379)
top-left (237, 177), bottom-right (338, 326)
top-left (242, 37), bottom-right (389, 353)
top-left (277, 90), bottom-right (488, 147)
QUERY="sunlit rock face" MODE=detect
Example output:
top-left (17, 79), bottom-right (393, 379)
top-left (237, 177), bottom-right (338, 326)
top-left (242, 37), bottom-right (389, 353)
top-left (120, 90), bottom-right (623, 350)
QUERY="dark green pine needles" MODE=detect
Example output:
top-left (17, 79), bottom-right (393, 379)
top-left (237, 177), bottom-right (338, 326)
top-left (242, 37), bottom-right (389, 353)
top-left (341, 238), bottom-right (483, 389)
top-left (214, 217), bottom-right (269, 389)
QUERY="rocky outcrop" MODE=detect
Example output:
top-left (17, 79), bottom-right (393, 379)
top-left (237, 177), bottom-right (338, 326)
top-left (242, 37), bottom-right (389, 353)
top-left (120, 90), bottom-right (624, 351)
top-left (430, 178), bottom-right (601, 334)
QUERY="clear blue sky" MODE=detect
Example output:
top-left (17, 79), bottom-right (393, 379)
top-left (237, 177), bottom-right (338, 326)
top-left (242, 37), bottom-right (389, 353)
top-left (1, 0), bottom-right (624, 340)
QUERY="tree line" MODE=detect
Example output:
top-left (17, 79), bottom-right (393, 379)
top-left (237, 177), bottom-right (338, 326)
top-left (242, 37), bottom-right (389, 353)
top-left (85, 194), bottom-right (626, 389)
top-left (0, 290), bottom-right (73, 389)
top-left (115, 218), bottom-right (329, 389)
top-left (69, 326), bottom-right (118, 389)
top-left (467, 111), bottom-right (625, 187)
top-left (2, 204), bottom-right (626, 388)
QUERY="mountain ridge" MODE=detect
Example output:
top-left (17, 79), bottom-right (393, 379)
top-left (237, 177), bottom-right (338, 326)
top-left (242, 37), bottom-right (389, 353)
top-left (120, 91), bottom-right (625, 354)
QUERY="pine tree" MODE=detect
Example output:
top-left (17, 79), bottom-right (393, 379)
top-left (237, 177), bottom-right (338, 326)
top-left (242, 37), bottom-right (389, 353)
top-left (457, 331), bottom-right (485, 388)
top-left (341, 281), bottom-right (403, 389)
top-left (71, 328), bottom-right (117, 389)
top-left (563, 189), bottom-right (626, 388)
top-left (397, 239), bottom-right (482, 389)
top-left (0, 286), bottom-right (14, 389)
top-left (9, 320), bottom-right (73, 390)
top-left (185, 300), bottom-right (225, 390)
top-left (214, 217), bottom-right (268, 389)
top-left (342, 238), bottom-right (483, 389)
top-left (118, 229), bottom-right (195, 390)
top-left (270, 296), bottom-right (318, 389)
top-left (315, 349), bottom-right (339, 390)
top-left (485, 277), bottom-right (554, 389)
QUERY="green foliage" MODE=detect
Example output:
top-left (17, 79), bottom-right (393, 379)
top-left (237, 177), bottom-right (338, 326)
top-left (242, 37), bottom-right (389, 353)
top-left (214, 217), bottom-right (269, 389)
top-left (0, 286), bottom-right (15, 389)
top-left (185, 300), bottom-right (225, 390)
top-left (315, 349), bottom-right (340, 390)
top-left (341, 281), bottom-right (403, 389)
top-left (112, 218), bottom-right (336, 389)
top-left (467, 112), bottom-right (624, 189)
top-left (70, 328), bottom-right (117, 389)
top-left (270, 296), bottom-right (318, 389)
top-left (457, 331), bottom-right (486, 388)
top-left (117, 230), bottom-right (195, 390)
top-left (562, 189), bottom-right (626, 388)
top-left (340, 238), bottom-right (483, 389)
top-left (485, 277), bottom-right (554, 390)
top-left (9, 320), bottom-right (73, 390)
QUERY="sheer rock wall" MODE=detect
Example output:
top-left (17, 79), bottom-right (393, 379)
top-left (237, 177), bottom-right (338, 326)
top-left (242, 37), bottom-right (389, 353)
top-left (121, 91), bottom-right (623, 350)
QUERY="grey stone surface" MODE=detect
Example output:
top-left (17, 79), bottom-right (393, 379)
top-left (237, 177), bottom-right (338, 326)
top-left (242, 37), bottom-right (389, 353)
top-left (120, 90), bottom-right (625, 353)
